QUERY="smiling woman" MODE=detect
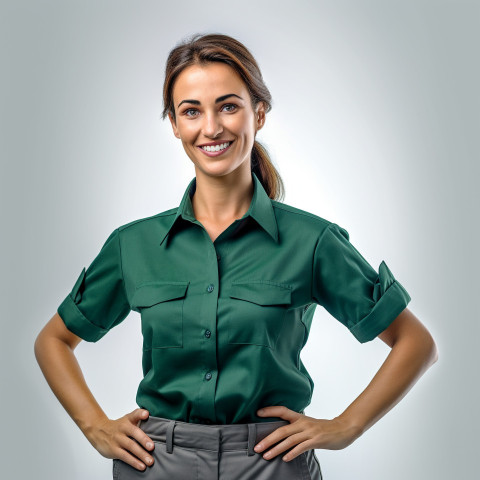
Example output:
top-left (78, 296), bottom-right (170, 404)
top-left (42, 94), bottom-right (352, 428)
top-left (35, 32), bottom-right (438, 480)
top-left (168, 62), bottom-right (261, 178)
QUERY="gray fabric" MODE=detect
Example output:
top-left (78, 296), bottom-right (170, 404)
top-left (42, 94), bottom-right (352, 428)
top-left (113, 415), bottom-right (323, 479)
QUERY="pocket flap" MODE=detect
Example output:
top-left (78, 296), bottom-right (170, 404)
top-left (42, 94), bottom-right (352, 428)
top-left (132, 281), bottom-right (189, 309)
top-left (229, 281), bottom-right (292, 306)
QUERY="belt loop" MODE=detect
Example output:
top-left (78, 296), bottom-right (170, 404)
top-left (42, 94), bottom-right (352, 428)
top-left (166, 420), bottom-right (176, 454)
top-left (247, 423), bottom-right (256, 456)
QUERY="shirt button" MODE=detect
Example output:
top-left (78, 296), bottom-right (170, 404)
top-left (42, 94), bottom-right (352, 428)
top-left (207, 284), bottom-right (214, 293)
top-left (216, 253), bottom-right (221, 261)
top-left (205, 330), bottom-right (211, 338)
top-left (205, 372), bottom-right (212, 381)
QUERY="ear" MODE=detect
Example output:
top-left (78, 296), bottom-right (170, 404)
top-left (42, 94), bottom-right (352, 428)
top-left (168, 111), bottom-right (181, 139)
top-left (255, 102), bottom-right (266, 132)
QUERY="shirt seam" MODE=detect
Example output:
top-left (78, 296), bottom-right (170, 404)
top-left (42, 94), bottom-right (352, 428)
top-left (117, 209), bottom-right (177, 234)
top-left (116, 228), bottom-right (131, 308)
top-left (272, 203), bottom-right (333, 225)
top-left (310, 223), bottom-right (336, 304)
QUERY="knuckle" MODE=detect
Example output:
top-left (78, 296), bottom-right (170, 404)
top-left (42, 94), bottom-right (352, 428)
top-left (116, 435), bottom-right (129, 449)
top-left (112, 447), bottom-right (124, 460)
top-left (114, 431), bottom-right (126, 445)
top-left (119, 451), bottom-right (132, 465)
top-left (133, 441), bottom-right (150, 459)
top-left (123, 447), bottom-right (146, 470)
top-left (127, 455), bottom-right (145, 471)
top-left (288, 436), bottom-right (298, 447)
top-left (127, 437), bottom-right (141, 451)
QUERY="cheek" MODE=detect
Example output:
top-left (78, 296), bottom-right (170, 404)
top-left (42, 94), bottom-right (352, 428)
top-left (177, 123), bottom-right (197, 143)
top-left (227, 114), bottom-right (256, 140)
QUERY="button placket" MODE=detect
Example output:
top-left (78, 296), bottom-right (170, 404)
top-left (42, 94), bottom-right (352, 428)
top-left (193, 243), bottom-right (221, 422)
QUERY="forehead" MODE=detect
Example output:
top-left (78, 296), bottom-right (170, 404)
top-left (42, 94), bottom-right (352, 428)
top-left (172, 62), bottom-right (248, 102)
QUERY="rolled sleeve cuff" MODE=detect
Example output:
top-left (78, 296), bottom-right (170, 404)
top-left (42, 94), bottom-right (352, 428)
top-left (57, 294), bottom-right (109, 343)
top-left (349, 262), bottom-right (411, 343)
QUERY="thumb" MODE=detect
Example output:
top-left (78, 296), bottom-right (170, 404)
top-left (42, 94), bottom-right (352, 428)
top-left (128, 408), bottom-right (149, 425)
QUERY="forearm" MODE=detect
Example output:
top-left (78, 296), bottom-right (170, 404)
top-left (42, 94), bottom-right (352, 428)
top-left (34, 334), bottom-right (108, 437)
top-left (336, 332), bottom-right (438, 435)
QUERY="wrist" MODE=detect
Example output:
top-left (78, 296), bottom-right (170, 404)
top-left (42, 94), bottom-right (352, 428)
top-left (77, 411), bottom-right (110, 440)
top-left (333, 413), bottom-right (366, 441)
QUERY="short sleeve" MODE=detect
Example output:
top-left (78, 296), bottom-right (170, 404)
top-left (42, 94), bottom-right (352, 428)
top-left (312, 223), bottom-right (411, 343)
top-left (57, 228), bottom-right (131, 342)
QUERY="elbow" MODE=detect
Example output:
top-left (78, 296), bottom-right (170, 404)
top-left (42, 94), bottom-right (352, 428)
top-left (33, 329), bottom-right (46, 364)
top-left (419, 329), bottom-right (439, 368)
top-left (395, 325), bottom-right (439, 369)
top-left (34, 323), bottom-right (54, 364)
top-left (429, 335), bottom-right (439, 365)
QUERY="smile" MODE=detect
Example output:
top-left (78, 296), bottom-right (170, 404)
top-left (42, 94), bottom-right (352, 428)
top-left (197, 141), bottom-right (234, 157)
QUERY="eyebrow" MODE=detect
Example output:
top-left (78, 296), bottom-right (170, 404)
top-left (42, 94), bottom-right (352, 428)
top-left (177, 93), bottom-right (243, 109)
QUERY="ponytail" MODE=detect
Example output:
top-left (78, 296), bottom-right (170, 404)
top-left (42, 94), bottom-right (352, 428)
top-left (162, 33), bottom-right (285, 201)
top-left (251, 140), bottom-right (285, 202)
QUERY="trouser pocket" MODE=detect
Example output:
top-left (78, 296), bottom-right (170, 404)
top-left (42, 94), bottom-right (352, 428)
top-left (112, 441), bottom-right (198, 479)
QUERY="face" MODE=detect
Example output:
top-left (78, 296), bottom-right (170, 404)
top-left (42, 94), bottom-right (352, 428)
top-left (168, 62), bottom-right (265, 179)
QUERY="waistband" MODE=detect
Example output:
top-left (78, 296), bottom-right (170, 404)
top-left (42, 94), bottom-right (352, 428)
top-left (137, 416), bottom-right (290, 456)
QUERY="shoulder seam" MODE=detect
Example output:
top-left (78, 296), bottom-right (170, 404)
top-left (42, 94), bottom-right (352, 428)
top-left (271, 202), bottom-right (332, 226)
top-left (117, 209), bottom-right (177, 233)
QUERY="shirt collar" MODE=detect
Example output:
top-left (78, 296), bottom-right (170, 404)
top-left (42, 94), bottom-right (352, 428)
top-left (159, 171), bottom-right (279, 246)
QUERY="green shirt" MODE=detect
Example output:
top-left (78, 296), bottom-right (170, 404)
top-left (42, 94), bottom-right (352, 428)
top-left (58, 171), bottom-right (411, 425)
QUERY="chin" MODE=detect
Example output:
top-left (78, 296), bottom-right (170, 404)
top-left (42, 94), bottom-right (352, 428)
top-left (194, 161), bottom-right (245, 179)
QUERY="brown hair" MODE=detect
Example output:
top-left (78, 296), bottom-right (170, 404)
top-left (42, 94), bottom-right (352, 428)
top-left (162, 33), bottom-right (285, 201)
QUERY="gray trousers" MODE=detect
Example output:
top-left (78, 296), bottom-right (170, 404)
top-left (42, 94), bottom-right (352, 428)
top-left (113, 415), bottom-right (323, 480)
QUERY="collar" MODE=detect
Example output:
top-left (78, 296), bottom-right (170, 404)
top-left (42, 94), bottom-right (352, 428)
top-left (159, 171), bottom-right (279, 246)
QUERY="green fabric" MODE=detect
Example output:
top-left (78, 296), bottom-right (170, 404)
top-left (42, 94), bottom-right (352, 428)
top-left (58, 171), bottom-right (411, 425)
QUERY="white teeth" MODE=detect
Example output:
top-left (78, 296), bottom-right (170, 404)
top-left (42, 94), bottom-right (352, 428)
top-left (201, 142), bottom-right (231, 152)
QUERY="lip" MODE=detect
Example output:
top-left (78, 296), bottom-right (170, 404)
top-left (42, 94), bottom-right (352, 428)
top-left (197, 140), bottom-right (234, 147)
top-left (197, 140), bottom-right (234, 157)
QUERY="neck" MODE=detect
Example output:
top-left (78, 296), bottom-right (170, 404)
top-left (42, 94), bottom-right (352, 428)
top-left (191, 167), bottom-right (254, 224)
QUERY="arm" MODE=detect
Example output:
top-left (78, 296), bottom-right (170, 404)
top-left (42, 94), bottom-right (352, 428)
top-left (334, 307), bottom-right (438, 435)
top-left (34, 312), bottom-right (155, 471)
top-left (254, 307), bottom-right (438, 460)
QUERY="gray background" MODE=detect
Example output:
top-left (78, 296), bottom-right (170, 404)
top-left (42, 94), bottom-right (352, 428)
top-left (1, 0), bottom-right (478, 478)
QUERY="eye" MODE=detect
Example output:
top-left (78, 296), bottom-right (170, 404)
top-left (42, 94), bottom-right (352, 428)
top-left (184, 108), bottom-right (199, 118)
top-left (222, 103), bottom-right (238, 112)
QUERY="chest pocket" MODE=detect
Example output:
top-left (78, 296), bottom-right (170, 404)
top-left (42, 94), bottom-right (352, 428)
top-left (131, 281), bottom-right (189, 350)
top-left (228, 280), bottom-right (292, 350)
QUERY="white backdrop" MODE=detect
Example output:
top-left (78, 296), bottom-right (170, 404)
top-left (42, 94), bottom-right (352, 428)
top-left (1, 0), bottom-right (478, 479)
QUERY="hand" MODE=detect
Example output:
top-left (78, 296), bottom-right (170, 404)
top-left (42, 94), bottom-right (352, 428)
top-left (254, 406), bottom-right (363, 462)
top-left (85, 408), bottom-right (155, 471)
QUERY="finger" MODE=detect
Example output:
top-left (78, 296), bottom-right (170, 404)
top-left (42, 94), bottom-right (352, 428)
top-left (281, 441), bottom-right (315, 463)
top-left (126, 408), bottom-right (148, 425)
top-left (121, 422), bottom-right (156, 454)
top-left (115, 447), bottom-right (148, 472)
top-left (119, 435), bottom-right (155, 468)
top-left (132, 424), bottom-right (155, 452)
top-left (129, 408), bottom-right (149, 425)
top-left (257, 406), bottom-right (301, 423)
top-left (259, 432), bottom-right (307, 461)
top-left (254, 423), bottom-right (301, 453)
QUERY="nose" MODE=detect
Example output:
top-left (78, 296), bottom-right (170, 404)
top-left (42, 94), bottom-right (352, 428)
top-left (201, 111), bottom-right (223, 138)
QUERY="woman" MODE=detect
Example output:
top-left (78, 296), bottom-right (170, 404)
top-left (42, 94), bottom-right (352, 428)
top-left (35, 33), bottom-right (438, 480)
